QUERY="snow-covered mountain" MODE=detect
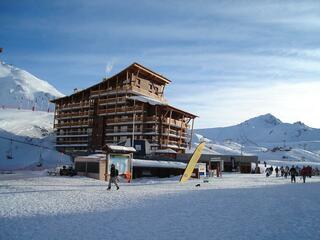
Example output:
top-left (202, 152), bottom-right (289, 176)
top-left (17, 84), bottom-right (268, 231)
top-left (193, 114), bottom-right (320, 166)
top-left (0, 61), bottom-right (70, 170)
top-left (196, 114), bottom-right (320, 145)
top-left (0, 61), bottom-right (63, 111)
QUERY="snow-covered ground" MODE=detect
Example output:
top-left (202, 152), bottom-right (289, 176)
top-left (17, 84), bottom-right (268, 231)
top-left (1, 172), bottom-right (319, 240)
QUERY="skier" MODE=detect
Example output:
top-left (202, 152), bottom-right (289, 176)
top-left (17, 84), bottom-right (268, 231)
top-left (107, 164), bottom-right (119, 190)
top-left (284, 166), bottom-right (289, 178)
top-left (280, 166), bottom-right (284, 177)
top-left (289, 165), bottom-right (297, 183)
top-left (306, 165), bottom-right (312, 178)
top-left (301, 166), bottom-right (307, 183)
top-left (266, 168), bottom-right (271, 177)
top-left (269, 166), bottom-right (273, 175)
top-left (275, 166), bottom-right (279, 177)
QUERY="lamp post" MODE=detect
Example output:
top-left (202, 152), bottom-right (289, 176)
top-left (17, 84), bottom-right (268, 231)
top-left (132, 98), bottom-right (136, 147)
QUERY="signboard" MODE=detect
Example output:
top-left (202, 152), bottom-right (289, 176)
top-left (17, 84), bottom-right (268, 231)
top-left (109, 154), bottom-right (130, 175)
top-left (197, 163), bottom-right (206, 178)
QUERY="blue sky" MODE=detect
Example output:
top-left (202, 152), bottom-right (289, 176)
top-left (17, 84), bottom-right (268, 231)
top-left (1, 0), bottom-right (320, 128)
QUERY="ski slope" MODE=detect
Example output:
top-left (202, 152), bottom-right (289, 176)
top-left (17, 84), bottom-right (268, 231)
top-left (0, 109), bottom-right (71, 170)
top-left (1, 173), bottom-right (319, 240)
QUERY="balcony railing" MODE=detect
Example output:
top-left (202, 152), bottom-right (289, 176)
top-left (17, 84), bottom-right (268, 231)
top-left (162, 118), bottom-right (188, 128)
top-left (106, 116), bottom-right (144, 124)
top-left (57, 102), bottom-right (90, 110)
top-left (56, 111), bottom-right (90, 119)
top-left (90, 85), bottom-right (131, 97)
top-left (131, 85), bottom-right (165, 101)
top-left (98, 106), bottom-right (143, 115)
top-left (55, 121), bottom-right (90, 128)
top-left (98, 96), bottom-right (127, 105)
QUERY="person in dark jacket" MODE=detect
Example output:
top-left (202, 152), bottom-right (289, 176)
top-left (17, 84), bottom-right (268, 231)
top-left (301, 166), bottom-right (307, 183)
top-left (289, 165), bottom-right (297, 183)
top-left (107, 164), bottom-right (119, 190)
top-left (275, 167), bottom-right (279, 177)
top-left (306, 165), bottom-right (312, 178)
top-left (269, 166), bottom-right (273, 173)
top-left (280, 166), bottom-right (284, 177)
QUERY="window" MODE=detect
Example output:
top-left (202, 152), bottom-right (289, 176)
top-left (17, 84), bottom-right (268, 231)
top-left (120, 136), bottom-right (127, 142)
top-left (120, 126), bottom-right (127, 132)
top-left (87, 162), bottom-right (99, 173)
top-left (149, 83), bottom-right (153, 91)
top-left (155, 87), bottom-right (158, 95)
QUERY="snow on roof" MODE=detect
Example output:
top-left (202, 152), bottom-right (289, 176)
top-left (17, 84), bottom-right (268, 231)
top-left (133, 159), bottom-right (186, 169)
top-left (128, 95), bottom-right (167, 106)
top-left (154, 148), bottom-right (177, 154)
top-left (104, 144), bottom-right (136, 153)
top-left (75, 154), bottom-right (106, 162)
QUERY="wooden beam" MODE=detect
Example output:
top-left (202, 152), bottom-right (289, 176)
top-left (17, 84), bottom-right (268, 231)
top-left (179, 115), bottom-right (184, 149)
top-left (166, 109), bottom-right (173, 146)
top-left (189, 118), bottom-right (195, 149)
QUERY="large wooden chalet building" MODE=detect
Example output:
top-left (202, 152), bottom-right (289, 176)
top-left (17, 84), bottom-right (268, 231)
top-left (51, 63), bottom-right (197, 156)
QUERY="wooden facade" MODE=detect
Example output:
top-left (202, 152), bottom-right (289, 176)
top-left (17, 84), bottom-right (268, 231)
top-left (51, 63), bottom-right (197, 155)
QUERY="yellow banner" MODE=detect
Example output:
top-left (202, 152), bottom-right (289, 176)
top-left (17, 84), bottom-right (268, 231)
top-left (180, 142), bottom-right (206, 183)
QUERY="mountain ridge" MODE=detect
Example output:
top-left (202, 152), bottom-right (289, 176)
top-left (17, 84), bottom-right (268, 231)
top-left (0, 61), bottom-right (63, 111)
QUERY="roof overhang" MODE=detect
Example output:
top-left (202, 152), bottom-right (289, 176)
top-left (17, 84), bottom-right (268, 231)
top-left (102, 144), bottom-right (136, 154)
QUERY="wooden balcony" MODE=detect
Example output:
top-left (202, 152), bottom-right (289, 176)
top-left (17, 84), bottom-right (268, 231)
top-left (90, 85), bottom-right (131, 97)
top-left (98, 106), bottom-right (143, 115)
top-left (98, 96), bottom-right (127, 105)
top-left (106, 116), bottom-right (144, 124)
top-left (162, 118), bottom-right (188, 128)
top-left (54, 120), bottom-right (90, 128)
top-left (162, 129), bottom-right (187, 139)
top-left (57, 102), bottom-right (90, 111)
top-left (56, 111), bottom-right (90, 119)
top-left (131, 85), bottom-right (164, 101)
top-left (56, 134), bottom-right (89, 138)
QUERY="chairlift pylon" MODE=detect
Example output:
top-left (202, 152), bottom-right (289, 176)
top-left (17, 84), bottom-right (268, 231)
top-left (6, 139), bottom-right (13, 160)
top-left (37, 146), bottom-right (43, 167)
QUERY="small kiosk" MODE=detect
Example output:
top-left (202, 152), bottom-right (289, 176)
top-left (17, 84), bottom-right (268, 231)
top-left (103, 144), bottom-right (136, 182)
top-left (74, 145), bottom-right (135, 182)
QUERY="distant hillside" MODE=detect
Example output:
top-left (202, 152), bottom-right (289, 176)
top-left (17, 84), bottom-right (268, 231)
top-left (196, 114), bottom-right (320, 146)
top-left (193, 114), bottom-right (320, 166)
top-left (0, 61), bottom-right (63, 111)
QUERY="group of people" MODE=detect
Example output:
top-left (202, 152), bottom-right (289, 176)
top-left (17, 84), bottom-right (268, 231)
top-left (265, 164), bottom-right (315, 183)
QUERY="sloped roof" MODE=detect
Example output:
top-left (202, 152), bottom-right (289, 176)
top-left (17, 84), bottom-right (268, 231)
top-left (51, 62), bottom-right (170, 103)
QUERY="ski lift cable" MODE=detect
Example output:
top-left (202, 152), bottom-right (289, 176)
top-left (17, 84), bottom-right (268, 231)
top-left (0, 135), bottom-right (56, 152)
